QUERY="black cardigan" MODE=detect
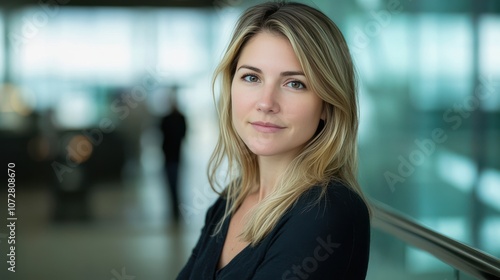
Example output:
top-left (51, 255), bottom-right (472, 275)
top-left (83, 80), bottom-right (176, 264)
top-left (176, 181), bottom-right (370, 279)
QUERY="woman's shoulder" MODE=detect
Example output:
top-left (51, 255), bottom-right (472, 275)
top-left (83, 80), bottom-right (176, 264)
top-left (298, 180), bottom-right (367, 206)
top-left (263, 180), bottom-right (370, 277)
top-left (288, 180), bottom-right (370, 229)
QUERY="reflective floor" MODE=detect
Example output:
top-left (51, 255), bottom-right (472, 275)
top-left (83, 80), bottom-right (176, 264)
top-left (1, 176), bottom-right (199, 279)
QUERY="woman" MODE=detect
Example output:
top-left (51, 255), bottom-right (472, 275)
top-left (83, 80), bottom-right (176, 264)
top-left (177, 1), bottom-right (370, 279)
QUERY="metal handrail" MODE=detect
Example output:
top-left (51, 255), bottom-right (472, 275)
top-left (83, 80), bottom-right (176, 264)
top-left (370, 199), bottom-right (500, 280)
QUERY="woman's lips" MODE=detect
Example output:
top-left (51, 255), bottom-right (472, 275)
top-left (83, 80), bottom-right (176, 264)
top-left (250, 121), bottom-right (285, 133)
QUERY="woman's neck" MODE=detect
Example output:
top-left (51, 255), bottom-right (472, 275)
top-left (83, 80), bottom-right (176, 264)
top-left (255, 155), bottom-right (294, 201)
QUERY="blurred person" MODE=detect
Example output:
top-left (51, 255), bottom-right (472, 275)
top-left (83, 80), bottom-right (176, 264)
top-left (177, 2), bottom-right (370, 279)
top-left (160, 87), bottom-right (187, 224)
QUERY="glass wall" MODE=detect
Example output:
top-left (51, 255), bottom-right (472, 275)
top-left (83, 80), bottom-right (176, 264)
top-left (339, 0), bottom-right (500, 260)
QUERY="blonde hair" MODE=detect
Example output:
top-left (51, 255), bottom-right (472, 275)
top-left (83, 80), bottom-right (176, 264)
top-left (208, 1), bottom-right (368, 246)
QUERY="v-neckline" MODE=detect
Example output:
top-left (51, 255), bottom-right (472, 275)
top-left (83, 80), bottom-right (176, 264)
top-left (215, 212), bottom-right (251, 275)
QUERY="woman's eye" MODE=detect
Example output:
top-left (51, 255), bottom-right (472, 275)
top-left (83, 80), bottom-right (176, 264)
top-left (242, 75), bottom-right (259, 83)
top-left (286, 81), bottom-right (305, 89)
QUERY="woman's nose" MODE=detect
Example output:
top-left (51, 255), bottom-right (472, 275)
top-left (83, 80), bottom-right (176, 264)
top-left (256, 85), bottom-right (280, 113)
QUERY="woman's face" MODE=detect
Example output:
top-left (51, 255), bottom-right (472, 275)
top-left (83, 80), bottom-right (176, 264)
top-left (231, 31), bottom-right (324, 161)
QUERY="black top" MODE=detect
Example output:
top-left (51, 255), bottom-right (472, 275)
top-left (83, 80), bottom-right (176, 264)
top-left (176, 181), bottom-right (370, 279)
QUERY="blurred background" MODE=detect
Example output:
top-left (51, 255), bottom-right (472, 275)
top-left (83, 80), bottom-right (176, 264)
top-left (0, 0), bottom-right (498, 279)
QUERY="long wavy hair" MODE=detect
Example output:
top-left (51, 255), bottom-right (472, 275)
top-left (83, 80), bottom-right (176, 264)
top-left (208, 1), bottom-right (368, 246)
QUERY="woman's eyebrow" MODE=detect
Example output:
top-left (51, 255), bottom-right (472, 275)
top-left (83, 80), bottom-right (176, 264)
top-left (280, 71), bottom-right (305, 77)
top-left (237, 65), bottom-right (305, 76)
top-left (238, 65), bottom-right (262, 73)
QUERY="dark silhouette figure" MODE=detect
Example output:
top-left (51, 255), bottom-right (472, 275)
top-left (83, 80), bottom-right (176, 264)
top-left (160, 99), bottom-right (187, 224)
